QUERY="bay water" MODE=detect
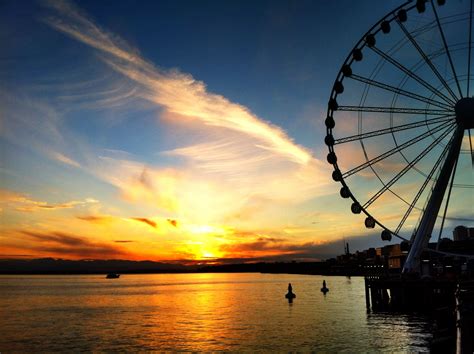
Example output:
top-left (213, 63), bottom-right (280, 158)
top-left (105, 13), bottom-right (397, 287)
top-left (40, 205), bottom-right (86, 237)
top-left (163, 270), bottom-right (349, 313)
top-left (0, 273), bottom-right (432, 351)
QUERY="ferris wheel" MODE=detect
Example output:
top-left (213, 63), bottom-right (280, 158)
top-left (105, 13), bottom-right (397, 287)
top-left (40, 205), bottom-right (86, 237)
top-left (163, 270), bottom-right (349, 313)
top-left (325, 0), bottom-right (474, 273)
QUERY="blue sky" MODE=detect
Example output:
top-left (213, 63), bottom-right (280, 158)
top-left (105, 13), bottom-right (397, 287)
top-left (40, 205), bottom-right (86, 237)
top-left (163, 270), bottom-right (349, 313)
top-left (1, 0), bottom-right (471, 262)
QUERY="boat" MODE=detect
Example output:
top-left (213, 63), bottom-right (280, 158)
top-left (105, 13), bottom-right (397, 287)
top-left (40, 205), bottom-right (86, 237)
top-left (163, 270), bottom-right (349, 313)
top-left (106, 273), bottom-right (120, 279)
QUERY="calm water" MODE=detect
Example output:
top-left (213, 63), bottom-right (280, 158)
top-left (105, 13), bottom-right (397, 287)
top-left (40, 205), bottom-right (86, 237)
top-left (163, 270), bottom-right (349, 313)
top-left (0, 273), bottom-right (432, 351)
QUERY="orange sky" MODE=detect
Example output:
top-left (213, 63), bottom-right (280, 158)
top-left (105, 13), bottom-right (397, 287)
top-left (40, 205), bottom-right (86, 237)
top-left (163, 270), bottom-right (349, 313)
top-left (2, 1), bottom-right (472, 263)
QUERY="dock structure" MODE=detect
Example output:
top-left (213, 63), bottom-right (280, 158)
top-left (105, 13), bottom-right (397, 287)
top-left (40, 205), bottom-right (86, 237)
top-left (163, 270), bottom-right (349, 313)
top-left (456, 281), bottom-right (474, 354)
top-left (364, 276), bottom-right (456, 311)
top-left (364, 276), bottom-right (474, 352)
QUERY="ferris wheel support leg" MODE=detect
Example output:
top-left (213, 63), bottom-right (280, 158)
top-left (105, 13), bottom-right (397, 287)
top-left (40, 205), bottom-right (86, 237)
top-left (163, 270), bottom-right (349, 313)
top-left (402, 125), bottom-right (464, 275)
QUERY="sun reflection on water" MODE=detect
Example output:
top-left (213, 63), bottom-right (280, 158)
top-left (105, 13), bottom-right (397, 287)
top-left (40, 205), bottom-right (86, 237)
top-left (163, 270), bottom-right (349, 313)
top-left (0, 274), bottom-right (432, 351)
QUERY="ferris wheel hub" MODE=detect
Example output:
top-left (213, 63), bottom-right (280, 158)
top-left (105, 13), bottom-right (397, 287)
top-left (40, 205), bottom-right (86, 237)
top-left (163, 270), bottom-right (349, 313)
top-left (454, 97), bottom-right (474, 129)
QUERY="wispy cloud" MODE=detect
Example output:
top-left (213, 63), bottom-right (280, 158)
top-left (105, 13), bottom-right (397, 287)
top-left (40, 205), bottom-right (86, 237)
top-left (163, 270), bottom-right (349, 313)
top-left (218, 232), bottom-right (387, 260)
top-left (0, 90), bottom-right (63, 150)
top-left (0, 189), bottom-right (98, 212)
top-left (47, 150), bottom-right (81, 168)
top-left (41, 1), bottom-right (333, 219)
top-left (77, 214), bottom-right (112, 223)
top-left (167, 219), bottom-right (178, 227)
top-left (43, 0), bottom-right (312, 165)
top-left (18, 230), bottom-right (129, 259)
top-left (130, 217), bottom-right (157, 229)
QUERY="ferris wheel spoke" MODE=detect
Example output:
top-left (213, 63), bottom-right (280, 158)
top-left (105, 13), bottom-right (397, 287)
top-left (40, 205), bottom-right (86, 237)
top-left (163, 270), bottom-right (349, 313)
top-left (430, 0), bottom-right (463, 98)
top-left (327, 2), bottom-right (472, 248)
top-left (349, 74), bottom-right (453, 110)
top-left (395, 132), bottom-right (453, 234)
top-left (468, 0), bottom-right (473, 96)
top-left (396, 20), bottom-right (459, 102)
top-left (362, 124), bottom-right (456, 209)
top-left (342, 120), bottom-right (455, 178)
top-left (454, 184), bottom-right (474, 188)
top-left (337, 105), bottom-right (451, 115)
top-left (334, 114), bottom-right (454, 145)
top-left (469, 129), bottom-right (474, 167)
top-left (370, 46), bottom-right (456, 106)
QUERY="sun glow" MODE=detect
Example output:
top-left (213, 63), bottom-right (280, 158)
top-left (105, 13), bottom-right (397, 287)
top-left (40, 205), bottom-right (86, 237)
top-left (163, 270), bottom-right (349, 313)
top-left (202, 251), bottom-right (217, 259)
top-left (1, 0), bottom-right (361, 264)
top-left (186, 224), bottom-right (228, 235)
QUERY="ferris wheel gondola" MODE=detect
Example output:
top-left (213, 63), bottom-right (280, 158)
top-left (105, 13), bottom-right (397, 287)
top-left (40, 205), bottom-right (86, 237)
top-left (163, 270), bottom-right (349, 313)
top-left (325, 0), bottom-right (474, 273)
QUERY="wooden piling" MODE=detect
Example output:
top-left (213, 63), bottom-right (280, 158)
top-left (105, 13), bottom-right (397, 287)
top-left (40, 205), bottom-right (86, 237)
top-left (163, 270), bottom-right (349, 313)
top-left (365, 277), bottom-right (371, 310)
top-left (456, 282), bottom-right (474, 354)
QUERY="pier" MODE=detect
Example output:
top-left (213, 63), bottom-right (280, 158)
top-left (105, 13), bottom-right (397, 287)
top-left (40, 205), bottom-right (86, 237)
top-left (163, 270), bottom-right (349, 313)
top-left (365, 276), bottom-right (474, 352)
top-left (364, 276), bottom-right (456, 311)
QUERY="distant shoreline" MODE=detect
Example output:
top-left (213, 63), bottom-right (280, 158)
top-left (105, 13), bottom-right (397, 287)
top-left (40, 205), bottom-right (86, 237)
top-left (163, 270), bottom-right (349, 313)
top-left (0, 258), bottom-right (365, 276)
top-left (0, 271), bottom-right (362, 276)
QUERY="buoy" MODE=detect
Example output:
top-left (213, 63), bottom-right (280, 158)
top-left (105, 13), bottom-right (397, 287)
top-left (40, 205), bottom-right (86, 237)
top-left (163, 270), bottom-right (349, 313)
top-left (286, 282), bottom-right (296, 302)
top-left (321, 280), bottom-right (329, 294)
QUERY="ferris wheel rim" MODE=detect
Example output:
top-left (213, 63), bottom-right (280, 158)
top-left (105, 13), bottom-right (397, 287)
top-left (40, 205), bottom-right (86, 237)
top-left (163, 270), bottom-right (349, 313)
top-left (324, 0), bottom-right (473, 243)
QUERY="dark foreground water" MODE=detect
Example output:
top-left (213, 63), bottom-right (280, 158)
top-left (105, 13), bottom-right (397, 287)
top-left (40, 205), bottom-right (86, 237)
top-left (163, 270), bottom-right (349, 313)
top-left (0, 273), bottom-right (432, 351)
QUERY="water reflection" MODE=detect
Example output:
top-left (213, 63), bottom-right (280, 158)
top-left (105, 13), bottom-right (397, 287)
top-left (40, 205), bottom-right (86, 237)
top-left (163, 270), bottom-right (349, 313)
top-left (0, 274), bottom-right (432, 351)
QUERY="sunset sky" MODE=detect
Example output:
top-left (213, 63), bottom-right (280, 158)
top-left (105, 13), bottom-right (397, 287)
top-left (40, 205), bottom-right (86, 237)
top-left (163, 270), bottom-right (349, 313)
top-left (1, 0), bottom-right (472, 263)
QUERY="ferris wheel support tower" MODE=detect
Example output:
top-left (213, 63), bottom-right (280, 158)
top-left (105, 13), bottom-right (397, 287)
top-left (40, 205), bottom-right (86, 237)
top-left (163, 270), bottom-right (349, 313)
top-left (402, 126), bottom-right (463, 273)
top-left (403, 98), bottom-right (473, 273)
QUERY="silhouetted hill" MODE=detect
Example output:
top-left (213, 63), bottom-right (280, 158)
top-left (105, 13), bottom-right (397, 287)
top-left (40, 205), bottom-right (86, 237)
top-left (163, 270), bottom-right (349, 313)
top-left (0, 258), bottom-right (340, 275)
top-left (0, 258), bottom-right (193, 274)
top-left (0, 257), bottom-right (351, 276)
